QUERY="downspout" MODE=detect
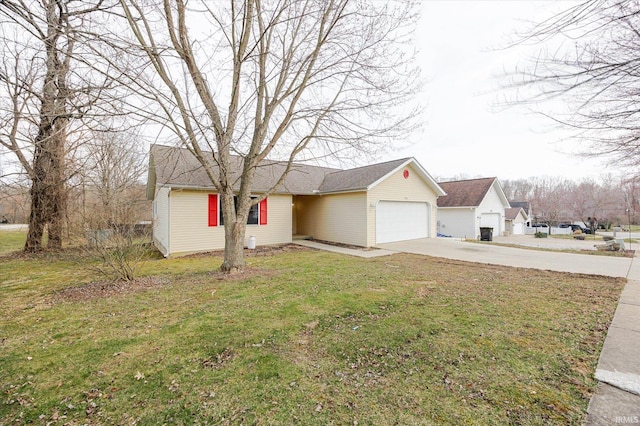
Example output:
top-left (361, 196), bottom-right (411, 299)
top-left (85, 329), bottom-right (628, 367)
top-left (474, 207), bottom-right (479, 239)
top-left (166, 187), bottom-right (171, 258)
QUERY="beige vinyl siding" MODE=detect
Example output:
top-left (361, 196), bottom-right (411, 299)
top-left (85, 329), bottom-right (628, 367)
top-left (295, 192), bottom-right (367, 247)
top-left (153, 186), bottom-right (170, 256)
top-left (242, 195), bottom-right (292, 248)
top-left (367, 164), bottom-right (439, 246)
top-left (168, 190), bottom-right (292, 256)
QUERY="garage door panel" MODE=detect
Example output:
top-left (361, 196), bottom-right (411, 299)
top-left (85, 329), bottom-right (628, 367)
top-left (480, 213), bottom-right (500, 234)
top-left (513, 222), bottom-right (524, 235)
top-left (376, 201), bottom-right (429, 244)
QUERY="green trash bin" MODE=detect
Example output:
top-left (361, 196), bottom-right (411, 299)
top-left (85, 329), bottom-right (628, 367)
top-left (480, 227), bottom-right (493, 241)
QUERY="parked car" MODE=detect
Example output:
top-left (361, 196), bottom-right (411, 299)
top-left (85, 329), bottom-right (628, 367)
top-left (569, 224), bottom-right (591, 234)
top-left (559, 222), bottom-right (591, 234)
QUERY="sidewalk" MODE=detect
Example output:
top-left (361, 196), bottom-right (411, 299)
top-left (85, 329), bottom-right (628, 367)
top-left (293, 239), bottom-right (395, 258)
top-left (584, 255), bottom-right (640, 424)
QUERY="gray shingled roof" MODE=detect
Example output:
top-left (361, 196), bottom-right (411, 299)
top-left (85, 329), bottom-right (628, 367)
top-left (318, 158), bottom-right (413, 193)
top-left (148, 145), bottom-right (422, 196)
top-left (509, 201), bottom-right (530, 211)
top-left (437, 177), bottom-right (497, 208)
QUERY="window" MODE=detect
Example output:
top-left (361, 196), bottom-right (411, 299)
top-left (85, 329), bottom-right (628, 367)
top-left (211, 195), bottom-right (267, 226)
top-left (246, 202), bottom-right (259, 225)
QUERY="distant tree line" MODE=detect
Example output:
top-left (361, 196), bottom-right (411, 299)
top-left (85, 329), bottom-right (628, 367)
top-left (502, 175), bottom-right (640, 229)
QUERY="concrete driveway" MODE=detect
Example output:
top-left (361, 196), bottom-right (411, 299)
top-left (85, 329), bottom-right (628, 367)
top-left (377, 237), bottom-right (634, 278)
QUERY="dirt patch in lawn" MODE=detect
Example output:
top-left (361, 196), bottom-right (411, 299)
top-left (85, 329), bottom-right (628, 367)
top-left (308, 238), bottom-right (378, 251)
top-left (182, 243), bottom-right (313, 259)
top-left (53, 267), bottom-right (275, 302)
top-left (53, 276), bottom-right (173, 302)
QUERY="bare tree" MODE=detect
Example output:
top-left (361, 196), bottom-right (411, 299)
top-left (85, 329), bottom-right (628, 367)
top-left (113, 0), bottom-right (422, 271)
top-left (621, 176), bottom-right (640, 225)
top-left (531, 177), bottom-right (573, 227)
top-left (0, 178), bottom-right (30, 224)
top-left (502, 178), bottom-right (535, 203)
top-left (508, 1), bottom-right (640, 171)
top-left (80, 130), bottom-right (146, 225)
top-left (0, 0), bottom-right (118, 252)
top-left (503, 173), bottom-right (631, 230)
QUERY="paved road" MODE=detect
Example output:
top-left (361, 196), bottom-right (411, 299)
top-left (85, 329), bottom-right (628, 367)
top-left (0, 224), bottom-right (27, 231)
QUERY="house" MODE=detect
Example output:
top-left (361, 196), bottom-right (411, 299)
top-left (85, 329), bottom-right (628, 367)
top-left (147, 145), bottom-right (446, 256)
top-left (504, 207), bottom-right (529, 235)
top-left (436, 177), bottom-right (510, 239)
top-left (509, 201), bottom-right (532, 227)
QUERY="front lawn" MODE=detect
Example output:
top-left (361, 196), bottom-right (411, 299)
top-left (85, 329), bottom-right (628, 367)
top-left (0, 244), bottom-right (624, 424)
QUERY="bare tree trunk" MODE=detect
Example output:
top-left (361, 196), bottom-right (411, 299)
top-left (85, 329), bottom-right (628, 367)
top-left (220, 188), bottom-right (247, 272)
top-left (23, 0), bottom-right (69, 252)
top-left (47, 140), bottom-right (67, 249)
top-left (221, 222), bottom-right (246, 273)
top-left (24, 126), bottom-right (67, 251)
top-left (25, 177), bottom-right (47, 251)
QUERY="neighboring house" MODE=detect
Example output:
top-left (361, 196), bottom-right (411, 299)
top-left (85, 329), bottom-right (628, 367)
top-left (147, 145), bottom-right (446, 256)
top-left (504, 207), bottom-right (529, 235)
top-left (436, 177), bottom-right (510, 239)
top-left (509, 201), bottom-right (532, 226)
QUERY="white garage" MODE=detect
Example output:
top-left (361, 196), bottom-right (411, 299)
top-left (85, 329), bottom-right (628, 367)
top-left (505, 207), bottom-right (528, 236)
top-left (437, 177), bottom-right (511, 240)
top-left (376, 201), bottom-right (430, 244)
top-left (512, 222), bottom-right (524, 235)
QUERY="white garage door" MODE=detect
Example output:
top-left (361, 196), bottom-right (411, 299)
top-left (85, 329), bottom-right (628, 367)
top-left (376, 201), bottom-right (429, 244)
top-left (480, 213), bottom-right (501, 235)
top-left (513, 222), bottom-right (524, 235)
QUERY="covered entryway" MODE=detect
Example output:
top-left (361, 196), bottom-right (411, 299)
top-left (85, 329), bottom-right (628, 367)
top-left (376, 201), bottom-right (429, 244)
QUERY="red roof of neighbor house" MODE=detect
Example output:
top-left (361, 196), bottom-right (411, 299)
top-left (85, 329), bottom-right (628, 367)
top-left (437, 177), bottom-right (497, 208)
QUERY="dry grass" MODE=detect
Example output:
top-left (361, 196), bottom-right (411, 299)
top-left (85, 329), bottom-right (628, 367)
top-left (0, 243), bottom-right (626, 425)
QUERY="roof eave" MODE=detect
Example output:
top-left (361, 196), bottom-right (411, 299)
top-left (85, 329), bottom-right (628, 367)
top-left (155, 183), bottom-right (295, 195)
top-left (317, 188), bottom-right (368, 195)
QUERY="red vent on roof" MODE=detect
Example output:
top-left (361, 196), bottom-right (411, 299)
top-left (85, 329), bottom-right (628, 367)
top-left (403, 170), bottom-right (409, 179)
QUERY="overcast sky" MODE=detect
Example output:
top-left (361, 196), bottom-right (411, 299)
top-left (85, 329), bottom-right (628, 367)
top-left (396, 0), bottom-right (609, 182)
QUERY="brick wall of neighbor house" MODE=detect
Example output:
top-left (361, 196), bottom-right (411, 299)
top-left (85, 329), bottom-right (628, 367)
top-left (366, 164), bottom-right (439, 246)
top-left (152, 186), bottom-right (171, 256)
top-left (168, 190), bottom-right (292, 256)
top-left (295, 192), bottom-right (368, 247)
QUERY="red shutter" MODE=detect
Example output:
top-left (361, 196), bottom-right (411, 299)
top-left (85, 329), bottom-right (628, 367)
top-left (259, 198), bottom-right (268, 225)
top-left (208, 194), bottom-right (218, 226)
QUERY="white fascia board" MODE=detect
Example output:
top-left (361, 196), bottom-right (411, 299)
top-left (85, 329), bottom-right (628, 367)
top-left (492, 179), bottom-right (511, 208)
top-left (477, 178), bottom-right (510, 209)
